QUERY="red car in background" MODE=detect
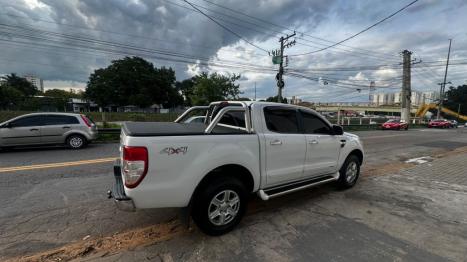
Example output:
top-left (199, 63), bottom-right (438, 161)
top-left (428, 119), bottom-right (452, 128)
top-left (381, 119), bottom-right (408, 130)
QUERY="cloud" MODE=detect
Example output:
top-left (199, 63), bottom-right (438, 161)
top-left (0, 0), bottom-right (465, 103)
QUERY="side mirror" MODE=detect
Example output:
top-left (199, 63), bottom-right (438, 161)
top-left (332, 125), bottom-right (344, 135)
top-left (0, 122), bottom-right (11, 128)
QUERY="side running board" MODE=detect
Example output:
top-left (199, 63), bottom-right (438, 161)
top-left (258, 175), bottom-right (336, 201)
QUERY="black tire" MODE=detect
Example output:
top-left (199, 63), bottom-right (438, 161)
top-left (191, 176), bottom-right (248, 236)
top-left (405, 125), bottom-right (409, 130)
top-left (337, 154), bottom-right (361, 189)
top-left (66, 134), bottom-right (87, 149)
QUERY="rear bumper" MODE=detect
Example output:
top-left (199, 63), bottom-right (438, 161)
top-left (107, 161), bottom-right (135, 212)
top-left (88, 130), bottom-right (98, 141)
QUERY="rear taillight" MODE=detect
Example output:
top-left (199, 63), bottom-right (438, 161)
top-left (122, 146), bottom-right (148, 188)
top-left (80, 115), bottom-right (92, 127)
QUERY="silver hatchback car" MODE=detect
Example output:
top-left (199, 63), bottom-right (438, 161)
top-left (0, 113), bottom-right (98, 149)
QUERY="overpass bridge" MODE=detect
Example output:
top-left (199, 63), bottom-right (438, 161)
top-left (313, 105), bottom-right (417, 114)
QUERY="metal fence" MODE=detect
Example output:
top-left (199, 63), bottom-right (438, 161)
top-left (98, 128), bottom-right (121, 134)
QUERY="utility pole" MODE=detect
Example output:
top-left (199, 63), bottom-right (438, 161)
top-left (400, 50), bottom-right (421, 123)
top-left (437, 39), bottom-right (452, 119)
top-left (401, 50), bottom-right (412, 123)
top-left (457, 103), bottom-right (461, 122)
top-left (270, 32), bottom-right (296, 103)
top-left (369, 81), bottom-right (375, 106)
top-left (254, 82), bottom-right (256, 101)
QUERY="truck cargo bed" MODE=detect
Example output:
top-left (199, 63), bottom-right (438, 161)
top-left (122, 122), bottom-right (247, 137)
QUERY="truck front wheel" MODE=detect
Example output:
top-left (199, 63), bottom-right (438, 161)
top-left (337, 154), bottom-right (361, 189)
top-left (192, 177), bottom-right (247, 236)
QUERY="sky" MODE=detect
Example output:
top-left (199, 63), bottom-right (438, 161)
top-left (0, 0), bottom-right (466, 102)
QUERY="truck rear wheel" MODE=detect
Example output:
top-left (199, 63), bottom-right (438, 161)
top-left (191, 177), bottom-right (247, 236)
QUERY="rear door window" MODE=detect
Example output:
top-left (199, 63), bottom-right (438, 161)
top-left (43, 115), bottom-right (80, 125)
top-left (264, 107), bottom-right (299, 134)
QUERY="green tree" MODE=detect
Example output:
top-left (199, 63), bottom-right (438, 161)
top-left (189, 72), bottom-right (241, 105)
top-left (0, 85), bottom-right (23, 109)
top-left (445, 84), bottom-right (467, 115)
top-left (43, 89), bottom-right (82, 111)
top-left (85, 56), bottom-right (182, 108)
top-left (266, 96), bottom-right (288, 103)
top-left (0, 74), bottom-right (38, 110)
top-left (176, 78), bottom-right (195, 106)
top-left (1, 73), bottom-right (37, 97)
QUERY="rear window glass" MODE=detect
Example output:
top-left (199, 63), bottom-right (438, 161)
top-left (218, 111), bottom-right (246, 128)
top-left (43, 115), bottom-right (80, 125)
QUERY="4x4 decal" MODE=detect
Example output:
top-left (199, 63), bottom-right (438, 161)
top-left (160, 146), bottom-right (188, 155)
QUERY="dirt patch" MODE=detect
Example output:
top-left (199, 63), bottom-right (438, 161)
top-left (363, 146), bottom-right (467, 177)
top-left (362, 162), bottom-right (415, 177)
top-left (7, 220), bottom-right (187, 262)
top-left (433, 146), bottom-right (467, 158)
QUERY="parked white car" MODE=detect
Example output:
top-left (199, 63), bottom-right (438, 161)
top-left (108, 101), bottom-right (364, 235)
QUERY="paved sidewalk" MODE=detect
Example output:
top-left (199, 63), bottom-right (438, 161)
top-left (404, 153), bottom-right (467, 186)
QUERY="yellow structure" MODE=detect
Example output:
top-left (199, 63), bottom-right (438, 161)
top-left (416, 103), bottom-right (467, 121)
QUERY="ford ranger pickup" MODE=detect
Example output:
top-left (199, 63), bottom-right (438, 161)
top-left (108, 101), bottom-right (364, 235)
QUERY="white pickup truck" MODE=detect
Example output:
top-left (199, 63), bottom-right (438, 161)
top-left (108, 101), bottom-right (364, 235)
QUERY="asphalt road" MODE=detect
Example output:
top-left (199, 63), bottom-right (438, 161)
top-left (1, 128), bottom-right (467, 261)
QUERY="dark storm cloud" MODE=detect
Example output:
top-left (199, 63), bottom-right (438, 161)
top-left (0, 0), bottom-right (337, 84)
top-left (0, 0), bottom-right (466, 101)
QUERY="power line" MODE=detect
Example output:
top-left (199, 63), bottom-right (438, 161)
top-left (290, 0), bottom-right (419, 56)
top-left (0, 23), bottom-right (278, 71)
top-left (294, 41), bottom-right (400, 62)
top-left (0, 12), bottom-right (265, 58)
top-left (0, 36), bottom-right (278, 74)
top-left (198, 0), bottom-right (400, 59)
top-left (166, 0), bottom-right (403, 62)
top-left (181, 0), bottom-right (269, 53)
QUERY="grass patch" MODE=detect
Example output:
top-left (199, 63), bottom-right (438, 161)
top-left (95, 133), bottom-right (120, 143)
top-left (0, 111), bottom-right (179, 123)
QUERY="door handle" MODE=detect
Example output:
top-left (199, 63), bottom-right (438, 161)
top-left (308, 140), bottom-right (319, 144)
top-left (62, 126), bottom-right (71, 129)
top-left (30, 128), bottom-right (39, 131)
top-left (270, 139), bottom-right (282, 145)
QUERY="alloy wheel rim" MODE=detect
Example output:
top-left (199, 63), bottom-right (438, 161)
top-left (70, 137), bottom-right (83, 148)
top-left (346, 161), bottom-right (358, 183)
top-left (208, 190), bottom-right (240, 226)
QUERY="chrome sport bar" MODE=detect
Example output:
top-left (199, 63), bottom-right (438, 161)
top-left (174, 106), bottom-right (209, 123)
top-left (204, 105), bottom-right (252, 134)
